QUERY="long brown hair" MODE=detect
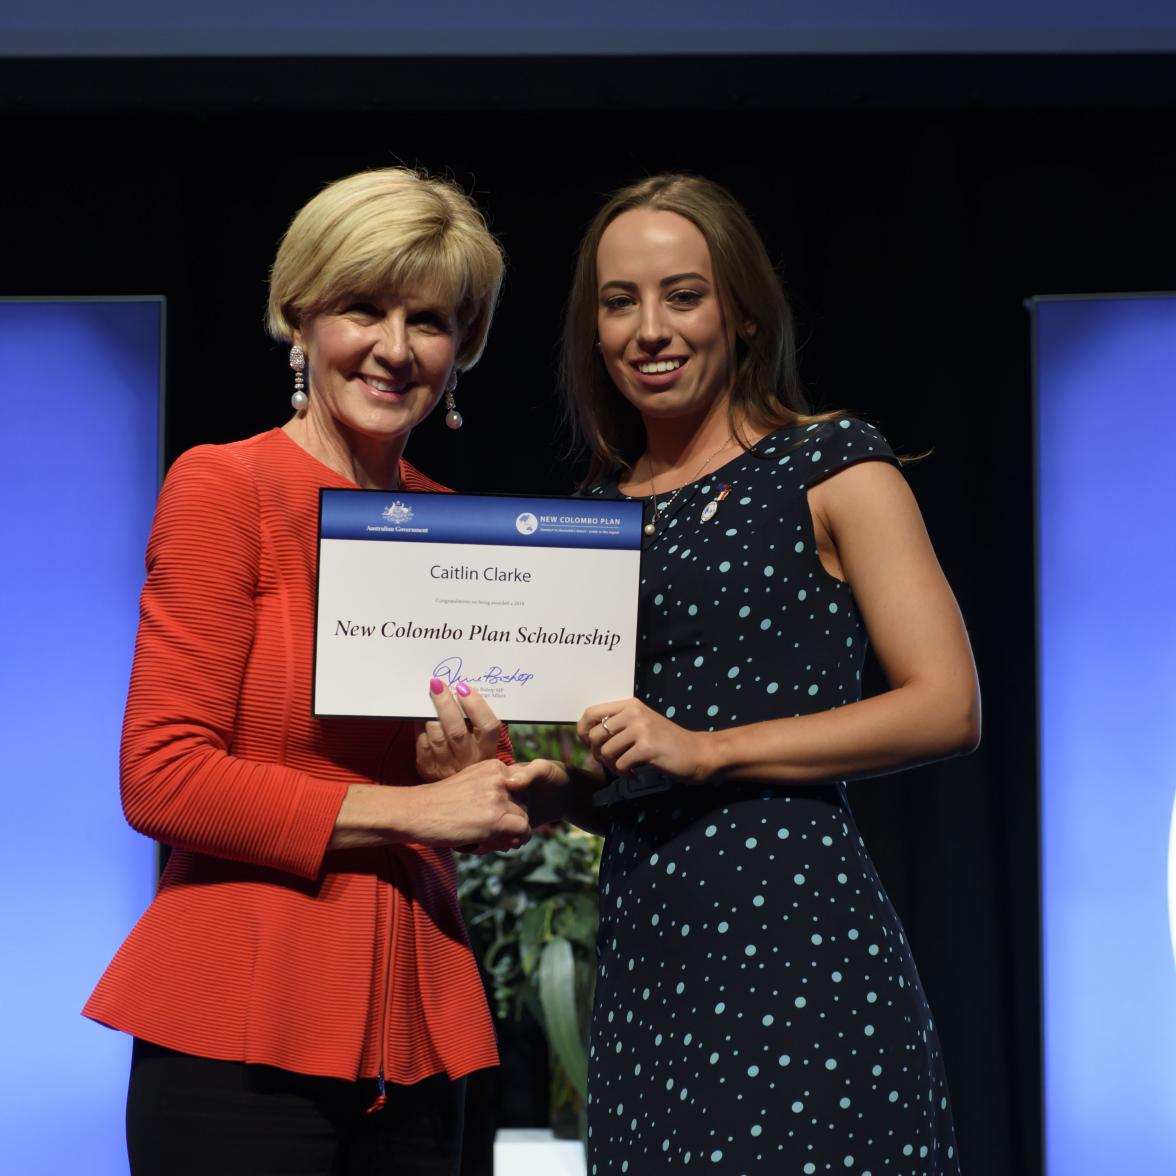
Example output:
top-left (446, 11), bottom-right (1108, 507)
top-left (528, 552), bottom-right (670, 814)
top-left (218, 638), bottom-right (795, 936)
top-left (561, 173), bottom-right (836, 485)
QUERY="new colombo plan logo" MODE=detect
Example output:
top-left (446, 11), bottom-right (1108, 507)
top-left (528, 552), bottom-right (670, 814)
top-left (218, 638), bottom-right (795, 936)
top-left (381, 501), bottom-right (413, 525)
top-left (515, 512), bottom-right (538, 536)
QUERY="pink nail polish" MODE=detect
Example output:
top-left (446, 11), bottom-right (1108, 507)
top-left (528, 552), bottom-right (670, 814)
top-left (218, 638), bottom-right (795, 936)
top-left (429, 678), bottom-right (445, 694)
top-left (456, 682), bottom-right (471, 697)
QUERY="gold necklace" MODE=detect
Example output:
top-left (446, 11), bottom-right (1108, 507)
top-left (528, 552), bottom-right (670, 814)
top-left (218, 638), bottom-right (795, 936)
top-left (643, 437), bottom-right (735, 537)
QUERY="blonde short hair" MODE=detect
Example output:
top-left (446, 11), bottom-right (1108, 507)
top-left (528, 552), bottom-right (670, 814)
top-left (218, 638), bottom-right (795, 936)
top-left (267, 168), bottom-right (505, 370)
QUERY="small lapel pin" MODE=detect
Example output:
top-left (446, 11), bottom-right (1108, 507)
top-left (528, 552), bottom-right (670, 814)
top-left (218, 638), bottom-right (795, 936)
top-left (700, 483), bottom-right (731, 523)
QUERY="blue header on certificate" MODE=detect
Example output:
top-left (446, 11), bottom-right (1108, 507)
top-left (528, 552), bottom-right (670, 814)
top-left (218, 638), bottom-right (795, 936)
top-left (320, 489), bottom-right (643, 550)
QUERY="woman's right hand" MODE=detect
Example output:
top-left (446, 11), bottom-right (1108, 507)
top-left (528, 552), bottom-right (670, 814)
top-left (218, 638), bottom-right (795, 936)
top-left (401, 758), bottom-right (533, 848)
top-left (330, 759), bottom-right (534, 852)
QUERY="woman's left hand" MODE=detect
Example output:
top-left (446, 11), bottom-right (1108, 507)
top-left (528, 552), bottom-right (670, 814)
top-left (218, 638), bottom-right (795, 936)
top-left (416, 680), bottom-right (504, 782)
top-left (577, 698), bottom-right (714, 782)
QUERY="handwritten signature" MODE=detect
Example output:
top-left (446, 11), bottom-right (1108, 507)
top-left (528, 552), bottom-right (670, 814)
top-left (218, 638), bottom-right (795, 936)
top-left (433, 655), bottom-right (535, 687)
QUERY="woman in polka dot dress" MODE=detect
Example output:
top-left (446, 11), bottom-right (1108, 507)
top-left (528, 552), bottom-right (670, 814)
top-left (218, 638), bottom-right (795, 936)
top-left (526, 175), bottom-right (979, 1175)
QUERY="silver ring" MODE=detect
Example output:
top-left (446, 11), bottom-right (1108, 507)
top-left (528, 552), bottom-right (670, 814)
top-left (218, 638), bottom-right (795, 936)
top-left (600, 716), bottom-right (613, 736)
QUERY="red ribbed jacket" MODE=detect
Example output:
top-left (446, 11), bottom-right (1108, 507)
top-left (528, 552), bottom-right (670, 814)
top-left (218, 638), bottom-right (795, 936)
top-left (84, 429), bottom-right (501, 1083)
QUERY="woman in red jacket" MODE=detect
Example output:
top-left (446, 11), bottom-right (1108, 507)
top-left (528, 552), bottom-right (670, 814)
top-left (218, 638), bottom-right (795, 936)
top-left (84, 168), bottom-right (538, 1176)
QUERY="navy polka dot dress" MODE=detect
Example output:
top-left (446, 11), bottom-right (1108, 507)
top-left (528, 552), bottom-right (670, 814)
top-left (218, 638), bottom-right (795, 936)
top-left (583, 419), bottom-right (961, 1175)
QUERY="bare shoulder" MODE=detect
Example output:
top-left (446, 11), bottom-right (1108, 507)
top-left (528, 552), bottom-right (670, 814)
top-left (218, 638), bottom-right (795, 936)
top-left (806, 459), bottom-right (927, 584)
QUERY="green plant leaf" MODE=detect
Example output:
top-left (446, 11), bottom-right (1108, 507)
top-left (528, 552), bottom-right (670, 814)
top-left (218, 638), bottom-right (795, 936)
top-left (521, 864), bottom-right (564, 884)
top-left (538, 937), bottom-right (588, 1100)
top-left (553, 893), bottom-right (599, 946)
top-left (518, 900), bottom-right (547, 975)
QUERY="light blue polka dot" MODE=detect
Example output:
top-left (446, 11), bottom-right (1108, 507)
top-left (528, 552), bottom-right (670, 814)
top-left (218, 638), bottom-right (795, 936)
top-left (839, 419), bottom-right (851, 428)
top-left (694, 655), bottom-right (705, 667)
top-left (753, 894), bottom-right (765, 907)
top-left (745, 944), bottom-right (757, 957)
top-left (688, 603), bottom-right (698, 616)
top-left (706, 704), bottom-right (719, 717)
top-left (717, 921), bottom-right (729, 934)
top-left (829, 602), bottom-right (839, 614)
top-left (825, 1058), bottom-right (838, 1070)
top-left (747, 1064), bottom-right (759, 1077)
top-left (738, 605), bottom-right (751, 617)
top-left (794, 540), bottom-right (805, 552)
top-left (705, 824), bottom-right (718, 837)
top-left (794, 996), bottom-right (806, 1009)
top-left (811, 450), bottom-right (822, 462)
top-left (778, 1054), bottom-right (791, 1067)
top-left (750, 1124), bottom-right (762, 1137)
top-left (791, 1100), bottom-right (804, 1113)
top-left (777, 827), bottom-right (789, 839)
top-left (763, 565), bottom-right (774, 576)
top-left (653, 661), bottom-right (663, 674)
top-left (797, 589), bottom-right (807, 601)
top-left (766, 681), bottom-right (779, 693)
top-left (793, 873), bottom-right (806, 885)
top-left (745, 836), bottom-right (757, 848)
top-left (762, 1014), bottom-right (774, 1026)
top-left (727, 666), bottom-right (740, 679)
top-left (719, 561), bottom-right (731, 573)
top-left (681, 925), bottom-right (691, 936)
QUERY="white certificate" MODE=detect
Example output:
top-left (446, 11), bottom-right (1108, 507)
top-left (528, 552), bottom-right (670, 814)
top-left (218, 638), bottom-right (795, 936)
top-left (313, 488), bottom-right (644, 722)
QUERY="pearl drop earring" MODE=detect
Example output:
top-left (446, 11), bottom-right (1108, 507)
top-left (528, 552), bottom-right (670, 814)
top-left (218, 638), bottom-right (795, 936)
top-left (289, 344), bottom-right (308, 412)
top-left (444, 372), bottom-right (462, 430)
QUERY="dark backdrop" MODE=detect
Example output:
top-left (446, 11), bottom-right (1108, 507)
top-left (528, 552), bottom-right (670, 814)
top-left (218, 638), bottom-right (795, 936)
top-left (6, 53), bottom-right (1175, 1176)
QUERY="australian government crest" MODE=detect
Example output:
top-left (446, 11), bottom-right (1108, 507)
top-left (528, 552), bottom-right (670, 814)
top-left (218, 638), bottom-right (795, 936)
top-left (381, 500), bottom-right (414, 525)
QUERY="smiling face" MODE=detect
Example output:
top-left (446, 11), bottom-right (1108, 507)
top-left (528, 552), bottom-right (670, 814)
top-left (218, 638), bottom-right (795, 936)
top-left (595, 208), bottom-right (736, 429)
top-left (293, 286), bottom-right (459, 447)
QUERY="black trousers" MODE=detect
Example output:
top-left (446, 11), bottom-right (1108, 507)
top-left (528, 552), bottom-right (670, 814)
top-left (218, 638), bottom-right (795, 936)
top-left (126, 1040), bottom-right (466, 1176)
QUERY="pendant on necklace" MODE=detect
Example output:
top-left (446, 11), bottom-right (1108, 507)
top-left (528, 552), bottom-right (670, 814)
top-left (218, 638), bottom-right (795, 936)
top-left (700, 483), bottom-right (732, 524)
top-left (643, 521), bottom-right (656, 536)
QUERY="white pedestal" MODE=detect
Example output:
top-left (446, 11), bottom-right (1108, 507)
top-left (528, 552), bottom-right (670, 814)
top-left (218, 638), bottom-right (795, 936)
top-left (493, 1127), bottom-right (586, 1176)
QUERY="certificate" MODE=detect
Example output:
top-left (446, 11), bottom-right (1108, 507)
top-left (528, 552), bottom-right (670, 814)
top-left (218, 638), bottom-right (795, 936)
top-left (313, 488), bottom-right (644, 722)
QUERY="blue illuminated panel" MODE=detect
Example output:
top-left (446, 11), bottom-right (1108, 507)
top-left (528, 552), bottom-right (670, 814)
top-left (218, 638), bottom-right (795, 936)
top-left (0, 299), bottom-right (163, 1174)
top-left (1034, 294), bottom-right (1176, 1175)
